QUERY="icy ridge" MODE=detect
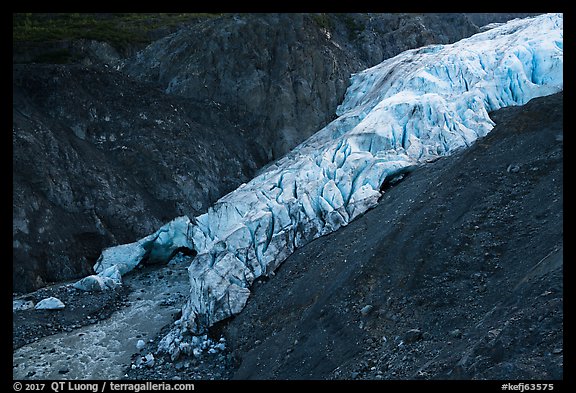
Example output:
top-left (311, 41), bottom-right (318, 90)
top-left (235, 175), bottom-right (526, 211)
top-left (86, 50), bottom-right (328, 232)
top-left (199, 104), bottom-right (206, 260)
top-left (80, 13), bottom-right (562, 357)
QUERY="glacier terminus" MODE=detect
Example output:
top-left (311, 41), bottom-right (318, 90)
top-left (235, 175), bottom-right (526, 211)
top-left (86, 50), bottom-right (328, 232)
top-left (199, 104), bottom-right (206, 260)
top-left (75, 13), bottom-right (563, 359)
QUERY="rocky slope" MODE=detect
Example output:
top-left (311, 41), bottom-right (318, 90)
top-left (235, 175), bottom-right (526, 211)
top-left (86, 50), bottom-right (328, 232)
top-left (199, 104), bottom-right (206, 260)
top-left (13, 13), bottom-right (491, 293)
top-left (223, 91), bottom-right (564, 380)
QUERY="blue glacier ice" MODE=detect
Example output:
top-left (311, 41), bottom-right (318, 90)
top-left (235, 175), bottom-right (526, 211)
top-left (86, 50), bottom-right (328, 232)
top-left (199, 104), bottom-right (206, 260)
top-left (76, 13), bottom-right (563, 356)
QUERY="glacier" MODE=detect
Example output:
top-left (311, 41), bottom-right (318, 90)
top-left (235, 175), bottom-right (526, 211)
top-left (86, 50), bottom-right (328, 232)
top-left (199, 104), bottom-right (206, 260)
top-left (77, 13), bottom-right (562, 357)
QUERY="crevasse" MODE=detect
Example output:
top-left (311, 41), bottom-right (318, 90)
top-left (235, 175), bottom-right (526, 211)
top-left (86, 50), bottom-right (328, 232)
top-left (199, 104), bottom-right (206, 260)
top-left (80, 13), bottom-right (562, 357)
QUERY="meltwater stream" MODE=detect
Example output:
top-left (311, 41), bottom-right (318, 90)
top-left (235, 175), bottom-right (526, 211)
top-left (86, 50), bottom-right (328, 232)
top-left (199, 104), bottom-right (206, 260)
top-left (13, 260), bottom-right (190, 380)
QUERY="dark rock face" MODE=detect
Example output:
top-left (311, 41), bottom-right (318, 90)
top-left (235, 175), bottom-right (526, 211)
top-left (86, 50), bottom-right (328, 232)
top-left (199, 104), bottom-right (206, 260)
top-left (327, 13), bottom-right (480, 67)
top-left (224, 93), bottom-right (563, 380)
top-left (13, 64), bottom-right (265, 292)
top-left (123, 13), bottom-right (480, 160)
top-left (463, 13), bottom-right (542, 28)
top-left (13, 39), bottom-right (123, 67)
top-left (123, 14), bottom-right (354, 161)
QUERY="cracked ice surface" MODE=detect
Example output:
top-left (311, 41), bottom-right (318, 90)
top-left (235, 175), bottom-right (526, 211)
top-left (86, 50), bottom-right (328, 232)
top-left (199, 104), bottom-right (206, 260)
top-left (87, 14), bottom-right (562, 354)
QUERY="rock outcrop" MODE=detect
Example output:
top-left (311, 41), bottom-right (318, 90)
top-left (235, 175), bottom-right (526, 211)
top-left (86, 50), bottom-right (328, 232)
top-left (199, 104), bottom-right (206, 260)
top-left (12, 64), bottom-right (264, 292)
